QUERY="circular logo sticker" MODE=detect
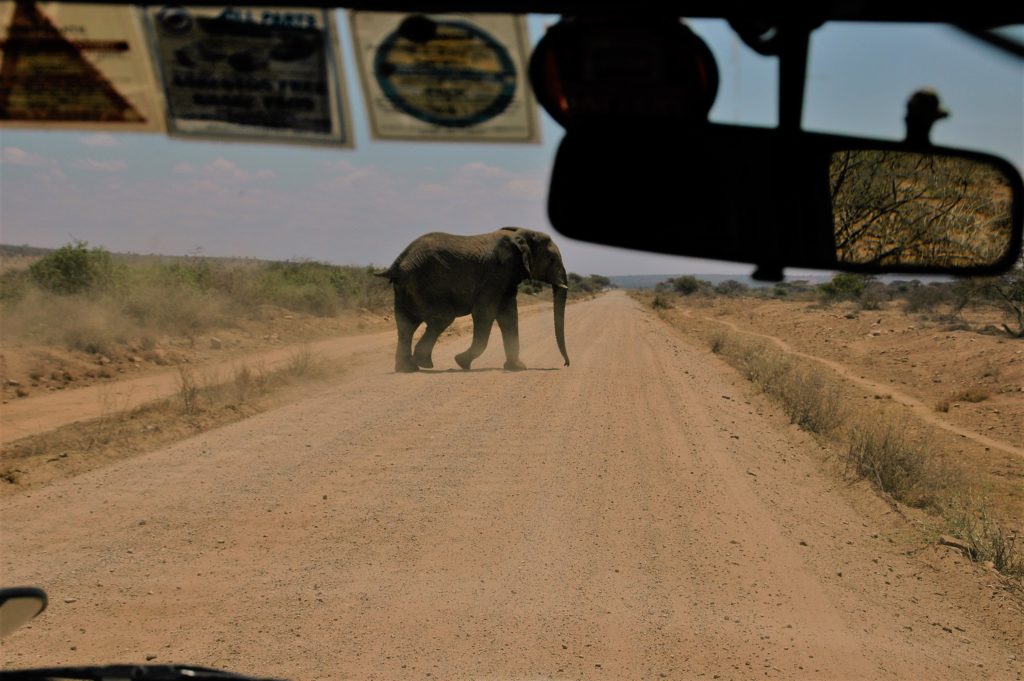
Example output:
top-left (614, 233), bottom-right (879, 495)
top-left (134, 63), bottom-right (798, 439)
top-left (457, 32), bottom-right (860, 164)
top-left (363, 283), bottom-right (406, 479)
top-left (374, 18), bottom-right (517, 128)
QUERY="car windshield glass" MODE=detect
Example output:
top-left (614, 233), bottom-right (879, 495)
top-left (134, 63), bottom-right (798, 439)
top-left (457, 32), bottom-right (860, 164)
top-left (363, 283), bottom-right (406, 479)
top-left (1, 11), bottom-right (1022, 680)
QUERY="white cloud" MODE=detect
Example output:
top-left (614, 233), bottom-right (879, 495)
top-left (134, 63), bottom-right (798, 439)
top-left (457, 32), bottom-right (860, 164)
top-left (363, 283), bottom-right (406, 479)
top-left (1, 147), bottom-right (65, 182)
top-left (205, 157), bottom-right (275, 182)
top-left (409, 163), bottom-right (547, 202)
top-left (503, 177), bottom-right (546, 200)
top-left (318, 161), bottom-right (401, 198)
top-left (78, 133), bottom-right (119, 147)
top-left (412, 181), bottom-right (453, 198)
top-left (73, 159), bottom-right (127, 172)
top-left (173, 158), bottom-right (276, 191)
top-left (458, 161), bottom-right (511, 179)
top-left (322, 159), bottom-right (359, 173)
top-left (2, 147), bottom-right (57, 168)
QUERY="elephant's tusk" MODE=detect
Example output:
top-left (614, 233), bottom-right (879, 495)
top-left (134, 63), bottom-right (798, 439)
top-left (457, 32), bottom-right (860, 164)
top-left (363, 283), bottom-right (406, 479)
top-left (555, 284), bottom-right (569, 290)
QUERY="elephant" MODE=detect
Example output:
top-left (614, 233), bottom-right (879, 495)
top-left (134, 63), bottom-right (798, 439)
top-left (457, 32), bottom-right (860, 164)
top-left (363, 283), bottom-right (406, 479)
top-left (378, 227), bottom-right (570, 373)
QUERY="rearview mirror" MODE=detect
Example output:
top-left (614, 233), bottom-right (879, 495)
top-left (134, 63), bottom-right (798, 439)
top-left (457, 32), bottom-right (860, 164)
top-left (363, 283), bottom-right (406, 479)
top-left (547, 124), bottom-right (1023, 276)
top-left (830, 149), bottom-right (1017, 269)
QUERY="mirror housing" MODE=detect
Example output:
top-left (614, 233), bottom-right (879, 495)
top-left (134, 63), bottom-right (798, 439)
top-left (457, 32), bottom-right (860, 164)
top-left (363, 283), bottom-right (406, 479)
top-left (547, 124), bottom-right (1023, 275)
top-left (0, 586), bottom-right (47, 638)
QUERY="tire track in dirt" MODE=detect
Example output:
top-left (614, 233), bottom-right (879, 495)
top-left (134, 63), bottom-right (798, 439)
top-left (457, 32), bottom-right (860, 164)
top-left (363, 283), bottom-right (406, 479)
top-left (682, 308), bottom-right (1024, 460)
top-left (1, 292), bottom-right (1020, 680)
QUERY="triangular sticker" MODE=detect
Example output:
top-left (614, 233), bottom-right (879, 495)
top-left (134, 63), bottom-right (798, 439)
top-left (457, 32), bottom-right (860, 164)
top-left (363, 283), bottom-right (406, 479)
top-left (0, 1), bottom-right (144, 122)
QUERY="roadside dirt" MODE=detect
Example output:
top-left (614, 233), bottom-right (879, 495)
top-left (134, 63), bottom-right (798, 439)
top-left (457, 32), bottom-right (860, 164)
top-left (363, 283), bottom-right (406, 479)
top-left (689, 297), bottom-right (1024, 452)
top-left (1, 291), bottom-right (1021, 680)
top-left (649, 295), bottom-right (1024, 532)
top-left (0, 306), bottom-right (394, 410)
top-left (0, 297), bottom-right (554, 445)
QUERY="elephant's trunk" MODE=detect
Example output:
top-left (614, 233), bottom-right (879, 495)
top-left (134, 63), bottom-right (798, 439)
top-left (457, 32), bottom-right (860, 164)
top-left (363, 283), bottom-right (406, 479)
top-left (552, 275), bottom-right (570, 367)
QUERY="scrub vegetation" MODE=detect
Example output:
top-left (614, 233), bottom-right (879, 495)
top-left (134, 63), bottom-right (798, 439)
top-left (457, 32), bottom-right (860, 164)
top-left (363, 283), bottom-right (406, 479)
top-left (1, 242), bottom-right (392, 354)
top-left (646, 270), bottom-right (1024, 582)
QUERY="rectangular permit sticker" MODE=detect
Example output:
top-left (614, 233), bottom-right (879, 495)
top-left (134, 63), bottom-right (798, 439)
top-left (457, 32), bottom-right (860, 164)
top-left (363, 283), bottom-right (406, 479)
top-left (145, 6), bottom-right (352, 147)
top-left (350, 12), bottom-right (539, 143)
top-left (0, 2), bottom-right (164, 131)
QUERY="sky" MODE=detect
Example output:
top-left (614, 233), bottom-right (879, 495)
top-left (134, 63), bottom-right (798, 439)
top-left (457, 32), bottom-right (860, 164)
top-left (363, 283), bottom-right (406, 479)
top-left (0, 16), bottom-right (1021, 277)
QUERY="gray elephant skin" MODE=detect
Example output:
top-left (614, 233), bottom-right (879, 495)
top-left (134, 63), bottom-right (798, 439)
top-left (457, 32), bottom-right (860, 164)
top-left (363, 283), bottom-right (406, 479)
top-left (378, 227), bottom-right (571, 373)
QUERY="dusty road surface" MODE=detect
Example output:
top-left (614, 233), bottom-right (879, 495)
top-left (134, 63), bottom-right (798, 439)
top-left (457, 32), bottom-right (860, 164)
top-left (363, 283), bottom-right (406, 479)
top-left (2, 291), bottom-right (1021, 680)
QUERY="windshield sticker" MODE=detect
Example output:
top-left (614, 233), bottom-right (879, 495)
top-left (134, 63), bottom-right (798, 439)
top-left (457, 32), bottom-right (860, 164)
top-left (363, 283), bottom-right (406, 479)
top-left (350, 12), bottom-right (539, 143)
top-left (144, 5), bottom-right (352, 147)
top-left (0, 2), bottom-right (164, 131)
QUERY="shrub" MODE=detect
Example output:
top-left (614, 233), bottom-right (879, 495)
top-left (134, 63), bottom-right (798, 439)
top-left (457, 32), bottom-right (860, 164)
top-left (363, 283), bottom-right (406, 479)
top-left (949, 387), bottom-right (991, 403)
top-left (672, 276), bottom-right (701, 295)
top-left (943, 500), bottom-right (1024, 577)
top-left (28, 241), bottom-right (116, 294)
top-left (651, 294), bottom-right (674, 309)
top-left (857, 284), bottom-right (886, 310)
top-left (714, 280), bottom-right (749, 296)
top-left (818, 273), bottom-right (869, 303)
top-left (845, 415), bottom-right (927, 504)
top-left (776, 366), bottom-right (843, 434)
top-left (519, 279), bottom-right (544, 295)
top-left (901, 282), bottom-right (951, 313)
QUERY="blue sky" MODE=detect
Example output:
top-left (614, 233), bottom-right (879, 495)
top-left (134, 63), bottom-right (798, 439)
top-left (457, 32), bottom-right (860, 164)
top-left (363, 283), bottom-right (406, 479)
top-left (1, 16), bottom-right (1020, 276)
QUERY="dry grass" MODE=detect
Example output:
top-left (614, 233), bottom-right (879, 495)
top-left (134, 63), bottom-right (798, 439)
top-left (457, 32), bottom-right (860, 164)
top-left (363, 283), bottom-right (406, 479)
top-left (178, 367), bottom-right (200, 417)
top-left (706, 326), bottom-right (1023, 581)
top-left (949, 387), bottom-right (992, 403)
top-left (710, 331), bottom-right (842, 435)
top-left (0, 249), bottom-right (392, 353)
top-left (845, 414), bottom-right (930, 506)
top-left (943, 498), bottom-right (1024, 578)
top-left (650, 294), bottom-right (674, 310)
top-left (1, 350), bottom-right (335, 494)
top-left (286, 345), bottom-right (318, 377)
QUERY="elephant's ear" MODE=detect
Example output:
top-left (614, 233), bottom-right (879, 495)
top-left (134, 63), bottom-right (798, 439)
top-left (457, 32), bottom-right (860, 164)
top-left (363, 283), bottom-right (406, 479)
top-left (499, 233), bottom-right (532, 278)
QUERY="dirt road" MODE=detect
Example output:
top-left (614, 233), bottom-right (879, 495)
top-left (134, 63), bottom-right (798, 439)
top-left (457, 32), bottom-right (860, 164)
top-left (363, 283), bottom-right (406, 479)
top-left (1, 292), bottom-right (1020, 680)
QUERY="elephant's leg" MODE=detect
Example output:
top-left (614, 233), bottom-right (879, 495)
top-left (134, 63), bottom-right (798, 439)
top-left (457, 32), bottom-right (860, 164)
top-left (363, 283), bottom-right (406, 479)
top-left (394, 308), bottom-right (421, 373)
top-left (496, 295), bottom-right (526, 371)
top-left (454, 311), bottom-right (495, 370)
top-left (413, 317), bottom-right (454, 368)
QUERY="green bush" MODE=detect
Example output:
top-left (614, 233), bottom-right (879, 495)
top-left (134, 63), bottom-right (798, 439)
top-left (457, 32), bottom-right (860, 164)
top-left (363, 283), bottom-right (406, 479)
top-left (672, 276), bottom-right (701, 295)
top-left (519, 279), bottom-right (544, 295)
top-left (714, 280), bottom-right (748, 296)
top-left (28, 241), bottom-right (116, 294)
top-left (567, 272), bottom-right (612, 296)
top-left (818, 273), bottom-right (868, 303)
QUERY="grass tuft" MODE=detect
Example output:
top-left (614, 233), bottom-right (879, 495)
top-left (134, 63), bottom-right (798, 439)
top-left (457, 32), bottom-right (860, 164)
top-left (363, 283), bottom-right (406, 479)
top-left (943, 499), bottom-right (1024, 577)
top-left (178, 367), bottom-right (200, 417)
top-left (845, 414), bottom-right (928, 505)
top-left (949, 387), bottom-right (991, 403)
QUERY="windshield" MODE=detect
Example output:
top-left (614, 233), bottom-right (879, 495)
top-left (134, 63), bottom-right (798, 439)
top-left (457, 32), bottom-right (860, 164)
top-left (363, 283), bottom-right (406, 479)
top-left (1, 12), bottom-right (1022, 679)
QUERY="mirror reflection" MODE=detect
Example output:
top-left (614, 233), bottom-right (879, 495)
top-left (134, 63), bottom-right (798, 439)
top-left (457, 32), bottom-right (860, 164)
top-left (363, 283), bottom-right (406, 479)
top-left (830, 150), bottom-right (1015, 268)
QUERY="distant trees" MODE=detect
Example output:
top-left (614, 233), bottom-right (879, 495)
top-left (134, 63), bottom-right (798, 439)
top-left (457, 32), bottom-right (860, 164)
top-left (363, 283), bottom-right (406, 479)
top-left (645, 265), bottom-right (1024, 338)
top-left (952, 254), bottom-right (1024, 337)
top-left (520, 273), bottom-right (613, 296)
